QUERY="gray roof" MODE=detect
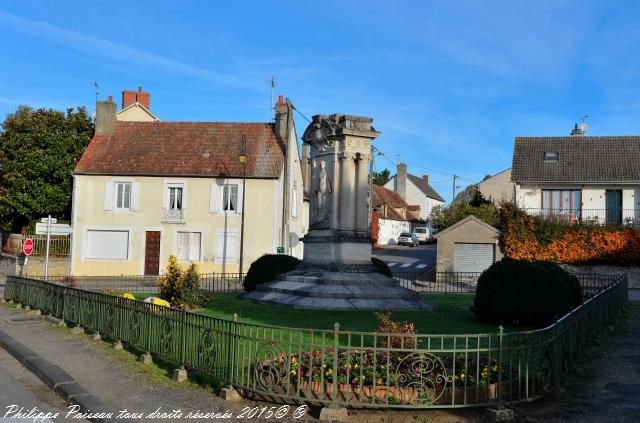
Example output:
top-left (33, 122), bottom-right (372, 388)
top-left (407, 173), bottom-right (445, 202)
top-left (512, 136), bottom-right (640, 183)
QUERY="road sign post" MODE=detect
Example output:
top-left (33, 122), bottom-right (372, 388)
top-left (45, 215), bottom-right (52, 280)
top-left (22, 238), bottom-right (33, 276)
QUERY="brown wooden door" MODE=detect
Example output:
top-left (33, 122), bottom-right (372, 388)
top-left (144, 231), bottom-right (161, 275)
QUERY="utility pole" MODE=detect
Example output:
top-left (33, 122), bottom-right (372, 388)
top-left (452, 174), bottom-right (457, 204)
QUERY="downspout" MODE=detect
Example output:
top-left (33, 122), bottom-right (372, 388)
top-left (68, 174), bottom-right (78, 275)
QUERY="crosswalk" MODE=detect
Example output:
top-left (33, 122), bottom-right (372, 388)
top-left (385, 262), bottom-right (430, 271)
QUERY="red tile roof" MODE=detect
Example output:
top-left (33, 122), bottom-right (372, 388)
top-left (372, 185), bottom-right (424, 222)
top-left (75, 121), bottom-right (285, 178)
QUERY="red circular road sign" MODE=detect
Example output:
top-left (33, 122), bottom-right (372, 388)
top-left (23, 238), bottom-right (33, 256)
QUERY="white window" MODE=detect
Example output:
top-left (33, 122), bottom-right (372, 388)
top-left (115, 182), bottom-right (131, 209)
top-left (222, 185), bottom-right (238, 212)
top-left (86, 230), bottom-right (129, 259)
top-left (216, 231), bottom-right (237, 263)
top-left (177, 232), bottom-right (201, 261)
top-left (168, 184), bottom-right (184, 210)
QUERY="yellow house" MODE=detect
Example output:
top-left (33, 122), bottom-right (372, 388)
top-left (70, 94), bottom-right (306, 276)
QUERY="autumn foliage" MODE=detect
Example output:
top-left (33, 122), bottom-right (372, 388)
top-left (499, 204), bottom-right (640, 265)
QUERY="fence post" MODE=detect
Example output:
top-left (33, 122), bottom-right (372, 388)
top-left (331, 322), bottom-right (340, 406)
top-left (498, 325), bottom-right (504, 404)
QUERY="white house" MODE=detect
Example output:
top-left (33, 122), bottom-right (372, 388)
top-left (384, 163), bottom-right (445, 221)
top-left (512, 128), bottom-right (640, 226)
top-left (371, 185), bottom-right (423, 245)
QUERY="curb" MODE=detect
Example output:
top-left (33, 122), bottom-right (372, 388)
top-left (0, 325), bottom-right (129, 423)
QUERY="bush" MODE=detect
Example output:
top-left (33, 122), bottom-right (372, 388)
top-left (375, 311), bottom-right (416, 348)
top-left (371, 257), bottom-right (392, 277)
top-left (472, 258), bottom-right (582, 326)
top-left (243, 254), bottom-right (300, 292)
top-left (157, 256), bottom-right (204, 308)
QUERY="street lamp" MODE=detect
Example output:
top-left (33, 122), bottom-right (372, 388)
top-left (238, 135), bottom-right (248, 283)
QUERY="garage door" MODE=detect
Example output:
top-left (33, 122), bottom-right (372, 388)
top-left (453, 243), bottom-right (495, 273)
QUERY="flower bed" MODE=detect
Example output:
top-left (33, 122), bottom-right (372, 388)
top-left (255, 348), bottom-right (515, 405)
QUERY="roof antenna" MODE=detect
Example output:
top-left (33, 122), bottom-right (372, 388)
top-left (270, 77), bottom-right (277, 120)
top-left (579, 114), bottom-right (589, 134)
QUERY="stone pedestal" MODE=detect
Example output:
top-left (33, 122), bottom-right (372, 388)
top-left (245, 114), bottom-right (431, 311)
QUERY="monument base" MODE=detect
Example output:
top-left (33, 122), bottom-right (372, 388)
top-left (303, 239), bottom-right (372, 265)
top-left (243, 266), bottom-right (433, 311)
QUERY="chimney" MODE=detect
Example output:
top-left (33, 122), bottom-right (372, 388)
top-left (274, 95), bottom-right (288, 140)
top-left (397, 163), bottom-right (407, 200)
top-left (95, 96), bottom-right (117, 135)
top-left (121, 86), bottom-right (151, 110)
top-left (570, 123), bottom-right (583, 137)
top-left (422, 175), bottom-right (429, 184)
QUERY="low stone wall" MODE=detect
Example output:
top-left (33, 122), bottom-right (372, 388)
top-left (0, 254), bottom-right (68, 282)
top-left (561, 264), bottom-right (640, 289)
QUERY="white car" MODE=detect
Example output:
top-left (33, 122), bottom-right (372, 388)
top-left (398, 232), bottom-right (419, 247)
top-left (413, 227), bottom-right (431, 244)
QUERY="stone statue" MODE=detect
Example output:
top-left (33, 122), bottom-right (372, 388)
top-left (312, 160), bottom-right (332, 225)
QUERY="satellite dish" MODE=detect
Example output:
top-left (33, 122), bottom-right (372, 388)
top-left (579, 122), bottom-right (589, 134)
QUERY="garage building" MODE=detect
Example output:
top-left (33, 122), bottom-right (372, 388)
top-left (435, 215), bottom-right (503, 273)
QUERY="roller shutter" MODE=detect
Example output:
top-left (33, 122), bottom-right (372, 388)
top-left (453, 243), bottom-right (495, 273)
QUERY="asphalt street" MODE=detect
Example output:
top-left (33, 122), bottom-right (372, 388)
top-left (0, 345), bottom-right (83, 423)
top-left (372, 243), bottom-right (436, 273)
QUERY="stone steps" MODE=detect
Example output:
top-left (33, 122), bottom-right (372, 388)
top-left (244, 269), bottom-right (433, 311)
top-left (242, 290), bottom-right (431, 311)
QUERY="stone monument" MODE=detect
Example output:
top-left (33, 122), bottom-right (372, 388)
top-left (244, 114), bottom-right (431, 310)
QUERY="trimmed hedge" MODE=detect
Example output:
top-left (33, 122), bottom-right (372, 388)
top-left (371, 257), bottom-right (392, 277)
top-left (472, 258), bottom-right (582, 326)
top-left (243, 254), bottom-right (300, 292)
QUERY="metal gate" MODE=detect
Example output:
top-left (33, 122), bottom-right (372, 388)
top-left (453, 243), bottom-right (495, 273)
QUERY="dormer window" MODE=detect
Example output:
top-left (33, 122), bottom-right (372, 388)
top-left (544, 151), bottom-right (558, 161)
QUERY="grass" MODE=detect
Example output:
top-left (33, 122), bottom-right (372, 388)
top-left (134, 292), bottom-right (531, 335)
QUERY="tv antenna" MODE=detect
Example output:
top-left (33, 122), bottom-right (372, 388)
top-left (270, 77), bottom-right (277, 119)
top-left (579, 114), bottom-right (589, 134)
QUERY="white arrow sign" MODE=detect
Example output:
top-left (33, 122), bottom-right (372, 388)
top-left (40, 217), bottom-right (58, 223)
top-left (35, 223), bottom-right (73, 235)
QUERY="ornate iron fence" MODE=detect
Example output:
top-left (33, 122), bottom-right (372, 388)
top-left (41, 273), bottom-right (245, 294)
top-left (4, 273), bottom-right (627, 409)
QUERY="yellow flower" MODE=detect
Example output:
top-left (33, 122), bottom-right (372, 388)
top-left (345, 364), bottom-right (352, 369)
top-left (326, 369), bottom-right (333, 376)
top-left (492, 365), bottom-right (498, 372)
top-left (122, 293), bottom-right (135, 300)
top-left (354, 363), bottom-right (359, 369)
top-left (376, 378), bottom-right (383, 385)
top-left (290, 370), bottom-right (296, 376)
top-left (323, 364), bottom-right (327, 368)
top-left (459, 373), bottom-right (465, 380)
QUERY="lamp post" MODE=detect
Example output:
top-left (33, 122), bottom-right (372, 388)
top-left (238, 135), bottom-right (248, 283)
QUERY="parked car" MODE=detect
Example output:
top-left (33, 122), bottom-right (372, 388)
top-left (413, 227), bottom-right (432, 244)
top-left (397, 232), bottom-right (419, 247)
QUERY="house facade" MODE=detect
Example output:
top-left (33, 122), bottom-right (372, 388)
top-left (512, 131), bottom-right (640, 226)
top-left (70, 94), bottom-right (306, 276)
top-left (478, 168), bottom-right (515, 204)
top-left (371, 185), bottom-right (423, 245)
top-left (384, 163), bottom-right (445, 222)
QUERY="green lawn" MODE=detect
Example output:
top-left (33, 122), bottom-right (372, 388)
top-left (134, 292), bottom-right (529, 335)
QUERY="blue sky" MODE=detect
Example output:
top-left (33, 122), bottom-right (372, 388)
top-left (1, 1), bottom-right (639, 202)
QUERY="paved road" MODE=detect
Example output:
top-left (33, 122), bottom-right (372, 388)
top-left (372, 243), bottom-right (436, 273)
top-left (0, 343), bottom-right (81, 422)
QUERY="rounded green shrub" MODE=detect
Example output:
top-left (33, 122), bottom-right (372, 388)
top-left (472, 258), bottom-right (582, 326)
top-left (371, 257), bottom-right (392, 277)
top-left (243, 254), bottom-right (300, 292)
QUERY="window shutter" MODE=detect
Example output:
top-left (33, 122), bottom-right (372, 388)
top-left (210, 181), bottom-right (220, 213)
top-left (177, 232), bottom-right (189, 261)
top-left (189, 232), bottom-right (201, 261)
top-left (130, 182), bottom-right (141, 211)
top-left (103, 181), bottom-right (114, 211)
top-left (236, 183), bottom-right (243, 214)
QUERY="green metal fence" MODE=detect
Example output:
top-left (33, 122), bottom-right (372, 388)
top-left (3, 273), bottom-right (628, 409)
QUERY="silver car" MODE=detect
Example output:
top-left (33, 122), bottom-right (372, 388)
top-left (398, 232), bottom-right (419, 247)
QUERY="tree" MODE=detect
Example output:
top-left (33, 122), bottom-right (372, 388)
top-left (0, 105), bottom-right (94, 232)
top-left (372, 168), bottom-right (391, 186)
top-left (430, 189), bottom-right (498, 231)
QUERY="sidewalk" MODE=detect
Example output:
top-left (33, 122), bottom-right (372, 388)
top-left (0, 303), bottom-right (314, 422)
